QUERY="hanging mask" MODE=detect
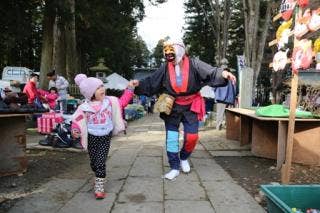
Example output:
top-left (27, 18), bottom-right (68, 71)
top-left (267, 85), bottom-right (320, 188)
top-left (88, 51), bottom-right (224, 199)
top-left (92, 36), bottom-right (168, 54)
top-left (308, 8), bottom-right (320, 31)
top-left (291, 39), bottom-right (313, 73)
top-left (280, 0), bottom-right (296, 21)
top-left (297, 0), bottom-right (309, 8)
top-left (273, 49), bottom-right (289, 72)
top-left (294, 9), bottom-right (311, 38)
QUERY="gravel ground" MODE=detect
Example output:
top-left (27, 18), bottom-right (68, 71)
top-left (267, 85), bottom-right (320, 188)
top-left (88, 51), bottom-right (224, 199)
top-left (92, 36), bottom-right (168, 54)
top-left (214, 156), bottom-right (320, 209)
top-left (0, 149), bottom-right (89, 212)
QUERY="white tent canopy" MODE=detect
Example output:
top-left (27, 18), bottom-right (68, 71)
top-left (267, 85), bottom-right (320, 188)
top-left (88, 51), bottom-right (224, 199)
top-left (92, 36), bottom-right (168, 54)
top-left (104, 73), bottom-right (129, 90)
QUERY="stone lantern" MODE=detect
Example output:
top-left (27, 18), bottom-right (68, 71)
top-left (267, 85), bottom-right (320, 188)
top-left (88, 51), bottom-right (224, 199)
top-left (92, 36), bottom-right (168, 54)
top-left (89, 58), bottom-right (111, 82)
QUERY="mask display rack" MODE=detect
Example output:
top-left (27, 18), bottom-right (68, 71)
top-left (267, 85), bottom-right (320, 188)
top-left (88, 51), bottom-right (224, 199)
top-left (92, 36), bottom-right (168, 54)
top-left (269, 1), bottom-right (320, 183)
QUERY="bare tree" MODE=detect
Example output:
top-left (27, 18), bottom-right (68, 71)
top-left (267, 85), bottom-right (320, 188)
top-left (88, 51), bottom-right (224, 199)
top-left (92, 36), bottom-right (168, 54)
top-left (65, 0), bottom-right (77, 83)
top-left (222, 0), bottom-right (231, 60)
top-left (39, 0), bottom-right (77, 88)
top-left (53, 16), bottom-right (66, 77)
top-left (39, 0), bottom-right (55, 88)
top-left (195, 0), bottom-right (232, 65)
top-left (243, 0), bottom-right (273, 97)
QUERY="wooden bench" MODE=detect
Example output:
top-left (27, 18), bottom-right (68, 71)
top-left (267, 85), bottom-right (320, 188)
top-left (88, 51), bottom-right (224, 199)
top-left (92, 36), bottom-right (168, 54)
top-left (226, 108), bottom-right (320, 169)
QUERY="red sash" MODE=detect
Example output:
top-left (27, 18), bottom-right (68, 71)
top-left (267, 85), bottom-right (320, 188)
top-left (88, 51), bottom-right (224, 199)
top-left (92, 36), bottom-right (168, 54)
top-left (175, 93), bottom-right (206, 121)
top-left (168, 56), bottom-right (189, 94)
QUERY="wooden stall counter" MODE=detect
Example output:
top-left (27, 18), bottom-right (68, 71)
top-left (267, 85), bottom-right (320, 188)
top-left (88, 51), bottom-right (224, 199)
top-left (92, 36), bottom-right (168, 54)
top-left (225, 108), bottom-right (320, 169)
top-left (0, 113), bottom-right (31, 177)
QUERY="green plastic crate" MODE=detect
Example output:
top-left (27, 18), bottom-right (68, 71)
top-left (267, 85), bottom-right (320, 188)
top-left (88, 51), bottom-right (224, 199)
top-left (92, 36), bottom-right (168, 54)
top-left (261, 185), bottom-right (320, 213)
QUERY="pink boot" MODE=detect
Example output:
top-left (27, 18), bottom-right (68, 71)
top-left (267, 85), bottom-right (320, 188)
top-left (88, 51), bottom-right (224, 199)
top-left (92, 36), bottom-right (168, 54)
top-left (94, 177), bottom-right (106, 199)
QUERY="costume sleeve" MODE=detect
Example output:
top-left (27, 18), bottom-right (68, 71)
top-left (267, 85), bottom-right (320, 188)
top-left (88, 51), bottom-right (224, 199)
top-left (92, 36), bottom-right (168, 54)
top-left (134, 64), bottom-right (166, 96)
top-left (118, 89), bottom-right (134, 109)
top-left (192, 58), bottom-right (227, 87)
top-left (232, 82), bottom-right (237, 96)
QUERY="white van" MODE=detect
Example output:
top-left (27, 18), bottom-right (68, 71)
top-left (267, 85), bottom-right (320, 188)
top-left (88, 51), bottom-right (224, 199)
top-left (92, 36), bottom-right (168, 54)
top-left (1, 66), bottom-right (34, 84)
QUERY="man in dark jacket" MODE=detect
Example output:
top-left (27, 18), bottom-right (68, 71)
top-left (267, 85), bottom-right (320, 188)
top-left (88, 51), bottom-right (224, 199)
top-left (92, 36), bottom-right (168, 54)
top-left (132, 40), bottom-right (236, 180)
top-left (214, 72), bottom-right (237, 130)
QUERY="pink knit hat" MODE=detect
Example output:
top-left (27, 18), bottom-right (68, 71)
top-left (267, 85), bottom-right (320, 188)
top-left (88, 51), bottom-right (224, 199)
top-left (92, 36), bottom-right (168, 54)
top-left (74, 74), bottom-right (103, 100)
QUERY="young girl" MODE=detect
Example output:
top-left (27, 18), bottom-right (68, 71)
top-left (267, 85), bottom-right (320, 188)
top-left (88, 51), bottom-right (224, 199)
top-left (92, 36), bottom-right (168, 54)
top-left (71, 74), bottom-right (135, 199)
top-left (38, 87), bottom-right (59, 110)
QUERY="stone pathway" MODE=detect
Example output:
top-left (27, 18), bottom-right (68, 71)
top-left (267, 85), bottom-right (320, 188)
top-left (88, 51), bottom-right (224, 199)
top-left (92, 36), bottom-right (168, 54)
top-left (9, 114), bottom-right (265, 213)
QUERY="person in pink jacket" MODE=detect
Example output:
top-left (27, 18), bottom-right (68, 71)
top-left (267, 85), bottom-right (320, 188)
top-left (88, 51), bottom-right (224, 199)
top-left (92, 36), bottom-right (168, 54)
top-left (38, 87), bottom-right (59, 110)
top-left (71, 74), bottom-right (135, 200)
top-left (46, 87), bottom-right (59, 109)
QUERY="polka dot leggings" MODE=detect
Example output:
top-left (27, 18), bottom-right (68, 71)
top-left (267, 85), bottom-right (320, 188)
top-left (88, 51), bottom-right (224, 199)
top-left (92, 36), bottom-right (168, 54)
top-left (87, 134), bottom-right (111, 178)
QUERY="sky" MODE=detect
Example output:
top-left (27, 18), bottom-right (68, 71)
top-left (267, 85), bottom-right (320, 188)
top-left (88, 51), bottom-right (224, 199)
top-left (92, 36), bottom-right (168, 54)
top-left (137, 0), bottom-right (186, 51)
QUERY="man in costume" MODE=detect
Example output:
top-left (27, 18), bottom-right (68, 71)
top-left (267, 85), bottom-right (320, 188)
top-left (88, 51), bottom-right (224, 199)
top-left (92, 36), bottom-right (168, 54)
top-left (133, 40), bottom-right (236, 180)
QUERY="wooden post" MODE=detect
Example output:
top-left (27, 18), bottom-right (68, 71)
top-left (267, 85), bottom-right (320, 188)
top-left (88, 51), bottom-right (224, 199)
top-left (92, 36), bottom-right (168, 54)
top-left (281, 6), bottom-right (301, 184)
top-left (281, 73), bottom-right (298, 183)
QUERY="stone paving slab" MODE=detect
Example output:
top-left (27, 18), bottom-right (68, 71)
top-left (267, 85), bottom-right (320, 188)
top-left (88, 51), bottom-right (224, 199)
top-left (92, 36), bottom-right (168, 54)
top-left (107, 166), bottom-right (131, 180)
top-left (130, 156), bottom-right (162, 177)
top-left (107, 148), bottom-right (139, 167)
top-left (191, 158), bottom-right (233, 182)
top-left (58, 192), bottom-right (116, 213)
top-left (112, 201), bottom-right (163, 213)
top-left (194, 142), bottom-right (206, 151)
top-left (164, 180), bottom-right (206, 201)
top-left (209, 150), bottom-right (253, 157)
top-left (203, 181), bottom-right (265, 213)
top-left (8, 178), bottom-right (87, 213)
top-left (163, 150), bottom-right (170, 168)
top-left (137, 146), bottom-right (163, 157)
top-left (147, 130), bottom-right (165, 134)
top-left (167, 169), bottom-right (199, 182)
top-left (200, 139), bottom-right (251, 151)
top-left (118, 177), bottom-right (163, 202)
top-left (165, 200), bottom-right (216, 213)
top-left (191, 150), bottom-right (212, 159)
top-left (15, 114), bottom-right (267, 213)
top-left (124, 135), bottom-right (164, 144)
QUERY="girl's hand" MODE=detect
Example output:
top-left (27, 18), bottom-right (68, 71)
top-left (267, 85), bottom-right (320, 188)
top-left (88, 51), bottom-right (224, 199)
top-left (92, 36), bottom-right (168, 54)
top-left (128, 80), bottom-right (139, 88)
top-left (71, 129), bottom-right (80, 138)
top-left (222, 70), bottom-right (236, 84)
top-left (40, 96), bottom-right (48, 103)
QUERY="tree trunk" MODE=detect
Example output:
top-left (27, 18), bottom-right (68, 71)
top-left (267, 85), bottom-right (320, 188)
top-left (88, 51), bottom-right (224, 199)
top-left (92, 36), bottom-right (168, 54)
top-left (54, 17), bottom-right (67, 77)
top-left (195, 0), bottom-right (217, 39)
top-left (195, 0), bottom-right (232, 65)
top-left (253, 1), bottom-right (272, 97)
top-left (222, 0), bottom-right (231, 59)
top-left (65, 0), bottom-right (77, 83)
top-left (243, 0), bottom-right (273, 99)
top-left (210, 0), bottom-right (221, 65)
top-left (243, 0), bottom-right (250, 66)
top-left (39, 1), bottom-right (55, 89)
top-left (251, 1), bottom-right (260, 71)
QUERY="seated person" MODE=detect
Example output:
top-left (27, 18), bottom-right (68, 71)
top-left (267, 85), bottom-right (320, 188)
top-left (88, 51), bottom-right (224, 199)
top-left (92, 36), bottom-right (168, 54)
top-left (23, 73), bottom-right (40, 105)
top-left (2, 87), bottom-right (28, 105)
